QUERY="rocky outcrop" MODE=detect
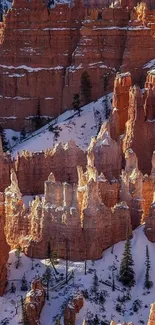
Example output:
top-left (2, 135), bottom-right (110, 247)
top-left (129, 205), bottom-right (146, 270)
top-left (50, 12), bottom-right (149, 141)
top-left (24, 278), bottom-right (45, 325)
top-left (88, 121), bottom-right (122, 181)
top-left (64, 294), bottom-right (84, 325)
top-left (123, 83), bottom-right (155, 175)
top-left (4, 162), bottom-right (131, 260)
top-left (145, 193), bottom-right (155, 241)
top-left (0, 192), bottom-right (10, 296)
top-left (13, 141), bottom-right (87, 195)
top-left (120, 148), bottom-right (144, 229)
top-left (112, 72), bottom-right (132, 135)
top-left (147, 303), bottom-right (155, 325)
top-left (0, 1), bottom-right (155, 130)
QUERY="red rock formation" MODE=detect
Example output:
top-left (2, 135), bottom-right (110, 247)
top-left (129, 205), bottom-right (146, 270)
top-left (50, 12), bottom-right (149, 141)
top-left (112, 72), bottom-right (132, 135)
top-left (64, 294), bottom-right (84, 325)
top-left (0, 192), bottom-right (10, 296)
top-left (4, 165), bottom-right (131, 260)
top-left (145, 194), bottom-right (155, 241)
top-left (147, 303), bottom-right (155, 325)
top-left (88, 121), bottom-right (122, 181)
top-left (0, 0), bottom-right (130, 130)
top-left (123, 84), bottom-right (155, 175)
top-left (0, 0), bottom-right (155, 130)
top-left (24, 278), bottom-right (45, 325)
top-left (120, 148), bottom-right (144, 229)
top-left (13, 141), bottom-right (87, 195)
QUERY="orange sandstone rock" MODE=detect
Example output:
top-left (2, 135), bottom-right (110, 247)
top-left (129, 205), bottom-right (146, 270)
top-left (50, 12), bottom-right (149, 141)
top-left (25, 278), bottom-right (45, 325)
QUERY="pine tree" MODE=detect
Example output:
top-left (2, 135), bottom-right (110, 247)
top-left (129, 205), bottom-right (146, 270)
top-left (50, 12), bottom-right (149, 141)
top-left (21, 296), bottom-right (30, 325)
top-left (93, 314), bottom-right (100, 325)
top-left (103, 74), bottom-right (108, 92)
top-left (10, 282), bottom-right (16, 293)
top-left (20, 128), bottom-right (26, 141)
top-left (72, 93), bottom-right (81, 116)
top-left (112, 266), bottom-right (115, 292)
top-left (144, 245), bottom-right (153, 289)
top-left (35, 100), bottom-right (42, 130)
top-left (0, 126), bottom-right (9, 152)
top-left (92, 271), bottom-right (99, 295)
top-left (21, 273), bottom-right (28, 292)
top-left (46, 241), bottom-right (58, 276)
top-left (99, 291), bottom-right (105, 304)
top-left (15, 245), bottom-right (22, 269)
top-left (80, 71), bottom-right (92, 105)
top-left (42, 266), bottom-right (52, 300)
top-left (119, 233), bottom-right (135, 287)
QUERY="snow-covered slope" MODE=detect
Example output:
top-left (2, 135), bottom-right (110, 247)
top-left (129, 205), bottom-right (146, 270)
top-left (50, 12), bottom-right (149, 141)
top-left (0, 226), bottom-right (155, 325)
top-left (9, 94), bottom-right (112, 158)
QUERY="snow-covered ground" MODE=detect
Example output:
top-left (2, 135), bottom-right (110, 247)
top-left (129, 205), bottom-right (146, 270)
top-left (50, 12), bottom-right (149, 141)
top-left (7, 94), bottom-right (112, 158)
top-left (0, 226), bottom-right (155, 325)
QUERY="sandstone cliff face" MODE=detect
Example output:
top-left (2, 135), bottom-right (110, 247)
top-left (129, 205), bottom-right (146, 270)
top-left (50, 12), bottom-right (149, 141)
top-left (120, 148), bottom-right (144, 229)
top-left (0, 192), bottom-right (10, 296)
top-left (145, 191), bottom-right (155, 242)
top-left (13, 141), bottom-right (87, 195)
top-left (24, 278), bottom-right (45, 325)
top-left (88, 122), bottom-right (122, 181)
top-left (112, 72), bottom-right (132, 135)
top-left (123, 83), bottom-right (155, 175)
top-left (4, 161), bottom-right (131, 260)
top-left (0, 1), bottom-right (155, 130)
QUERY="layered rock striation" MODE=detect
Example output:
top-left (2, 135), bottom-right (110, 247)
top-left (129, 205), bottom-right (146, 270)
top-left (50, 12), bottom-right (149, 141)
top-left (4, 159), bottom-right (131, 260)
top-left (0, 1), bottom-right (155, 129)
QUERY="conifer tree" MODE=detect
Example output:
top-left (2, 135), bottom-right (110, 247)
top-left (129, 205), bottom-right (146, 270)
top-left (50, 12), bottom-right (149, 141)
top-left (0, 126), bottom-right (9, 152)
top-left (21, 296), bottom-right (30, 325)
top-left (93, 314), bottom-right (100, 324)
top-left (42, 266), bottom-right (52, 301)
top-left (46, 241), bottom-right (58, 276)
top-left (10, 282), bottom-right (16, 293)
top-left (80, 71), bottom-right (92, 105)
top-left (92, 271), bottom-right (99, 295)
top-left (112, 266), bottom-right (115, 292)
top-left (15, 245), bottom-right (22, 269)
top-left (72, 93), bottom-right (81, 116)
top-left (144, 245), bottom-right (153, 289)
top-left (21, 273), bottom-right (28, 292)
top-left (119, 232), bottom-right (135, 287)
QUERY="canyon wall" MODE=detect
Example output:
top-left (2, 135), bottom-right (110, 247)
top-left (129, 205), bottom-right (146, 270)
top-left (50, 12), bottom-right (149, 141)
top-left (0, 1), bottom-right (154, 130)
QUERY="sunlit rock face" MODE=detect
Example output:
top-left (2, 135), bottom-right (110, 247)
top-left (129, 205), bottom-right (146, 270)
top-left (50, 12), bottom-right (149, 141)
top-left (4, 162), bottom-right (131, 261)
top-left (0, 192), bottom-right (10, 296)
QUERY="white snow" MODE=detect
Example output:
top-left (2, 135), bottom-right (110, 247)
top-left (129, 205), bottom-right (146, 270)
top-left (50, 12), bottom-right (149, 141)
top-left (11, 94), bottom-right (113, 158)
top-left (0, 64), bottom-right (64, 72)
top-left (0, 226), bottom-right (155, 324)
top-left (143, 59), bottom-right (155, 70)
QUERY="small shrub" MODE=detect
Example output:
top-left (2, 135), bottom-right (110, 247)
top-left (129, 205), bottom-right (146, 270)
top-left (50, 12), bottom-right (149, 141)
top-left (82, 289), bottom-right (89, 299)
top-left (116, 304), bottom-right (122, 313)
top-left (12, 136), bottom-right (18, 142)
top-left (132, 300), bottom-right (142, 313)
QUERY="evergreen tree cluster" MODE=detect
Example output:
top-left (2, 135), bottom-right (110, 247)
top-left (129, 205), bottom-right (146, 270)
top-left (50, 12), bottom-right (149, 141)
top-left (119, 234), bottom-right (153, 291)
